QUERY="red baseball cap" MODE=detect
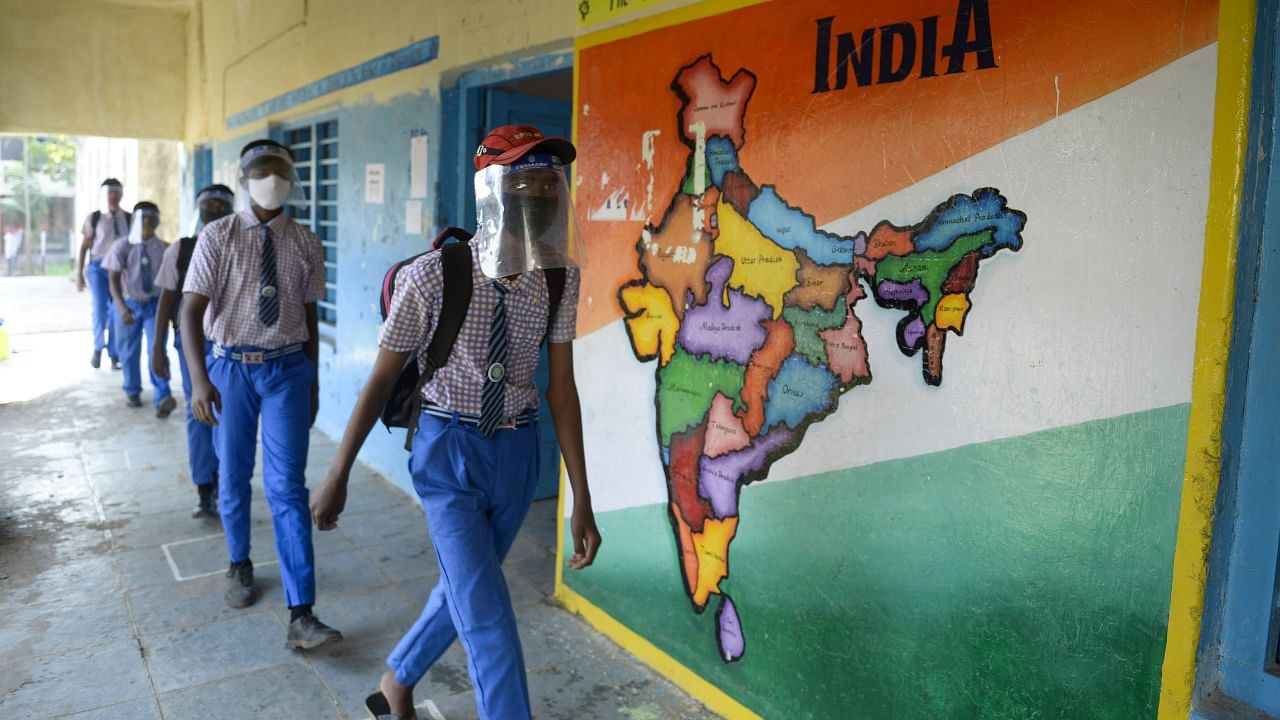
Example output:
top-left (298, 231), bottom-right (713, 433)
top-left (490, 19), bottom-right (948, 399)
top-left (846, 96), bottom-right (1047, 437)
top-left (474, 125), bottom-right (576, 171)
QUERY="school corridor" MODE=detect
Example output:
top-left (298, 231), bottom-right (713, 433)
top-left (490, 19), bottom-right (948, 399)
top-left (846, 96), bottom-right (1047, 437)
top-left (0, 276), bottom-right (716, 719)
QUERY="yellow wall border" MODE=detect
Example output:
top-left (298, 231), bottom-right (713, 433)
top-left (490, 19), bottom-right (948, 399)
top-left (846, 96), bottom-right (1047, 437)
top-left (557, 584), bottom-right (764, 719)
top-left (1159, 0), bottom-right (1257, 716)
top-left (575, 0), bottom-right (770, 51)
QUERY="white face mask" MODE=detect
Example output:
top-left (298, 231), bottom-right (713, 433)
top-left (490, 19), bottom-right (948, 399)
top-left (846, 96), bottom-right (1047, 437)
top-left (248, 176), bottom-right (292, 211)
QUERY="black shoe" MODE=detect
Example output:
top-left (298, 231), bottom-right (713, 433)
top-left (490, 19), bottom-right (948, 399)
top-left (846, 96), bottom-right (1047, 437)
top-left (225, 560), bottom-right (257, 609)
top-left (156, 395), bottom-right (177, 419)
top-left (111, 357), bottom-right (121, 370)
top-left (192, 484), bottom-right (218, 519)
top-left (364, 691), bottom-right (413, 720)
top-left (126, 395), bottom-right (143, 408)
top-left (90, 350), bottom-right (102, 369)
top-left (286, 612), bottom-right (343, 650)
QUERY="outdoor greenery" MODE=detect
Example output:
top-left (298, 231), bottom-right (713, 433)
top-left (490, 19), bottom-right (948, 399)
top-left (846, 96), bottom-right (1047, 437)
top-left (2, 135), bottom-right (77, 226)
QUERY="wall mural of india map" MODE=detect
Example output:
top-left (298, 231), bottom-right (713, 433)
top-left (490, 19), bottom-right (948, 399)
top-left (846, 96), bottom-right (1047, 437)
top-left (615, 54), bottom-right (1027, 663)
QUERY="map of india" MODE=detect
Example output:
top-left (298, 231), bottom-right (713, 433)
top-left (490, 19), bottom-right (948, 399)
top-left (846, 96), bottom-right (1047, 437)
top-left (616, 55), bottom-right (1028, 663)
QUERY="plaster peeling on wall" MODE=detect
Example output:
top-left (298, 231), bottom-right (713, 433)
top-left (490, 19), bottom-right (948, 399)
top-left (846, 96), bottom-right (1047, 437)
top-left (1055, 75), bottom-right (1061, 116)
top-left (638, 129), bottom-right (662, 222)
top-left (583, 104), bottom-right (591, 116)
top-left (690, 121), bottom-right (707, 240)
top-left (601, 171), bottom-right (610, 188)
top-left (591, 188), bottom-right (631, 221)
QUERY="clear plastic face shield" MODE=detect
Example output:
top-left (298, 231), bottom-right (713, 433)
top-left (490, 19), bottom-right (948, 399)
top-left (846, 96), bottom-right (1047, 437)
top-left (237, 145), bottom-right (306, 211)
top-left (473, 154), bottom-right (586, 279)
top-left (101, 183), bottom-right (123, 212)
top-left (188, 187), bottom-right (235, 236)
top-left (128, 207), bottom-right (160, 245)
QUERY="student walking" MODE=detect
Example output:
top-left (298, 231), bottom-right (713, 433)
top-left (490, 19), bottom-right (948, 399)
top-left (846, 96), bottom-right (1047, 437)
top-left (78, 178), bottom-right (127, 369)
top-left (311, 125), bottom-right (601, 720)
top-left (180, 140), bottom-right (341, 649)
top-left (103, 201), bottom-right (175, 414)
top-left (153, 184), bottom-right (235, 517)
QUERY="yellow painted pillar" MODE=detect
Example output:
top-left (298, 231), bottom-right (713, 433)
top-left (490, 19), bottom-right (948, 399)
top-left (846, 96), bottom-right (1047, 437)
top-left (1158, 0), bottom-right (1258, 716)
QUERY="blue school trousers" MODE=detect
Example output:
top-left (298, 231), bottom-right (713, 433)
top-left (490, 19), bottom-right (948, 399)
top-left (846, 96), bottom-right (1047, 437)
top-left (208, 348), bottom-right (316, 608)
top-left (175, 333), bottom-right (217, 486)
top-left (115, 298), bottom-right (171, 404)
top-left (86, 259), bottom-right (116, 358)
top-left (386, 412), bottom-right (541, 720)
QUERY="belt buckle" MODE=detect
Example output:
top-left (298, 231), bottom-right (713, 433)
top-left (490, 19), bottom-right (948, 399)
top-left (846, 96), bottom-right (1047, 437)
top-left (496, 417), bottom-right (518, 430)
top-left (241, 351), bottom-right (264, 365)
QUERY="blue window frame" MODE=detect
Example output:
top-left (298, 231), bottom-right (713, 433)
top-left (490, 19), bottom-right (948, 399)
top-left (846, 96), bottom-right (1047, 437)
top-left (284, 119), bottom-right (339, 326)
top-left (1194, 2), bottom-right (1280, 717)
top-left (193, 145), bottom-right (213, 193)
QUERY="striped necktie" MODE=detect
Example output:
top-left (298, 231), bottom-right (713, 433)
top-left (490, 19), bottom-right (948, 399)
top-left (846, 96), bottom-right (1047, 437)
top-left (112, 213), bottom-right (123, 239)
top-left (258, 226), bottom-right (280, 326)
top-left (478, 281), bottom-right (510, 436)
top-left (140, 244), bottom-right (153, 294)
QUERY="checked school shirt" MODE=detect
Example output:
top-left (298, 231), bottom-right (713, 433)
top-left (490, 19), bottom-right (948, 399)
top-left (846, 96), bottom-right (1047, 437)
top-left (379, 240), bottom-right (580, 418)
top-left (183, 209), bottom-right (326, 350)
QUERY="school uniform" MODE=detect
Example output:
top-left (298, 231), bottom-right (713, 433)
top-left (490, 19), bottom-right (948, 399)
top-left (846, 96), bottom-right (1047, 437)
top-left (155, 241), bottom-right (217, 488)
top-left (183, 209), bottom-right (326, 609)
top-left (378, 239), bottom-right (579, 720)
top-left (83, 209), bottom-right (129, 359)
top-left (102, 234), bottom-right (172, 405)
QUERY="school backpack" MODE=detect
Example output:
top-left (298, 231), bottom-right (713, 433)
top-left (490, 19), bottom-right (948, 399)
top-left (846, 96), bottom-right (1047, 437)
top-left (379, 226), bottom-right (566, 449)
top-left (176, 236), bottom-right (197, 285)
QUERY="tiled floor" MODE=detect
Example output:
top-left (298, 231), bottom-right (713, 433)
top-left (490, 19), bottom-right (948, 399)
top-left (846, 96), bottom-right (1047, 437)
top-left (0, 276), bottom-right (718, 719)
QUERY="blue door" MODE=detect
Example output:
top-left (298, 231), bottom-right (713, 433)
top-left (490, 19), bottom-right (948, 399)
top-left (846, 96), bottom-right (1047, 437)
top-left (485, 85), bottom-right (573, 501)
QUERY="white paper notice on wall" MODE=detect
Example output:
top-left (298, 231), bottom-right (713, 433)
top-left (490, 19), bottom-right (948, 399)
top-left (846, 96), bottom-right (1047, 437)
top-left (365, 163), bottom-right (385, 204)
top-left (410, 134), bottom-right (428, 199)
top-left (405, 200), bottom-right (423, 235)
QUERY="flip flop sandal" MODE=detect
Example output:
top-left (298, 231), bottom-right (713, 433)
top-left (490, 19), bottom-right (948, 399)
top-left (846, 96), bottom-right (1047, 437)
top-left (365, 691), bottom-right (412, 720)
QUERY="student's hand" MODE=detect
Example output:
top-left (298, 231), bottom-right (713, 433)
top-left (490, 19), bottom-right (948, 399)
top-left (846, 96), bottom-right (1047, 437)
top-left (568, 502), bottom-right (602, 570)
top-left (76, 273), bottom-right (86, 292)
top-left (311, 468), bottom-right (348, 531)
top-left (152, 352), bottom-right (170, 380)
top-left (119, 307), bottom-right (136, 325)
top-left (310, 382), bottom-right (319, 428)
top-left (190, 380), bottom-right (221, 427)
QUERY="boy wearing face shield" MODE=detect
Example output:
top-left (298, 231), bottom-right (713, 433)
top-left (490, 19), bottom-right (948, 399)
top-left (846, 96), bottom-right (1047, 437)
top-left (78, 178), bottom-right (128, 370)
top-left (180, 140), bottom-right (342, 650)
top-left (102, 202), bottom-right (176, 415)
top-left (311, 125), bottom-right (601, 720)
top-left (152, 184), bottom-right (235, 518)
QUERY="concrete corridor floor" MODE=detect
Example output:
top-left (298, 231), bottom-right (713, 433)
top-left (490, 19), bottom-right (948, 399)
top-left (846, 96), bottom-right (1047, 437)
top-left (0, 277), bottom-right (718, 719)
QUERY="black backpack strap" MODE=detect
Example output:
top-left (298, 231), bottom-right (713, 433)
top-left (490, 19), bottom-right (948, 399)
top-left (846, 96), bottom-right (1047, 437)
top-left (177, 236), bottom-right (196, 278)
top-left (90, 210), bottom-right (101, 229)
top-left (543, 268), bottom-right (567, 343)
top-left (426, 242), bottom-right (474, 372)
top-left (402, 242), bottom-right (473, 449)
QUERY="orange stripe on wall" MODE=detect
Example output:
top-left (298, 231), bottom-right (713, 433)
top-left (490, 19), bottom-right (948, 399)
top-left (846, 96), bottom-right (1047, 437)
top-left (573, 0), bottom-right (1217, 335)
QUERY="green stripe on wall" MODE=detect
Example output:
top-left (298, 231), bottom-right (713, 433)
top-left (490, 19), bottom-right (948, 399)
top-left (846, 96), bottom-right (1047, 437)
top-left (564, 404), bottom-right (1189, 719)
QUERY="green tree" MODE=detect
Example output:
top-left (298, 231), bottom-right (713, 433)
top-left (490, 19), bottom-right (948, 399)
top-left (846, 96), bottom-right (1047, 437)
top-left (1, 135), bottom-right (77, 225)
